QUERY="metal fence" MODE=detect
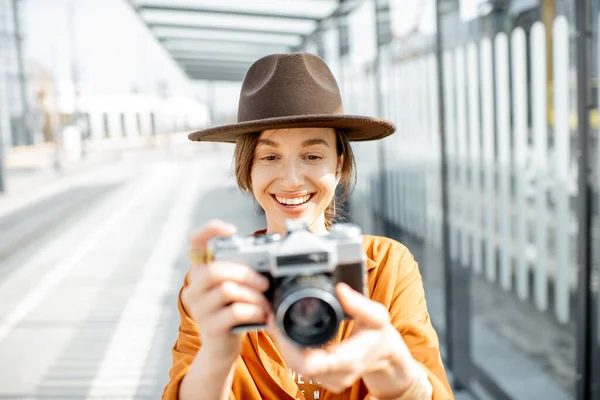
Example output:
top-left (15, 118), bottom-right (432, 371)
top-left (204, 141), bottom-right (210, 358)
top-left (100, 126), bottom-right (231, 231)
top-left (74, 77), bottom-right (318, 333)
top-left (317, 0), bottom-right (600, 399)
top-left (373, 13), bottom-right (578, 324)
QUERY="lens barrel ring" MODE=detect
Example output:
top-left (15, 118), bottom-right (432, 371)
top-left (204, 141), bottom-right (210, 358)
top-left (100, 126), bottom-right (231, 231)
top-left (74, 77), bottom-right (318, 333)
top-left (274, 276), bottom-right (345, 347)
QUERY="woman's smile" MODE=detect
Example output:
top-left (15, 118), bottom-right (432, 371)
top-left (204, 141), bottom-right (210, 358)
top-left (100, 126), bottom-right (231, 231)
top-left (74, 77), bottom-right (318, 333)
top-left (270, 193), bottom-right (316, 214)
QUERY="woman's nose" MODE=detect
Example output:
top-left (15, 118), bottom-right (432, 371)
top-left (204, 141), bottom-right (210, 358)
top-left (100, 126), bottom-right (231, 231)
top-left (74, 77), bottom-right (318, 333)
top-left (280, 162), bottom-right (303, 188)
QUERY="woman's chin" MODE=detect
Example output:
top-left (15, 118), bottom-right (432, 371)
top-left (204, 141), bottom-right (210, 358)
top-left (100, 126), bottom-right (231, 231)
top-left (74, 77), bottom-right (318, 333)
top-left (270, 207), bottom-right (317, 228)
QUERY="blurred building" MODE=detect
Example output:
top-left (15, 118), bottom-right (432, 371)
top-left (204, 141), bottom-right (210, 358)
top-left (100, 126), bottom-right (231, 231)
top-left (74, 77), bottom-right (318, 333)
top-left (1, 0), bottom-right (211, 153)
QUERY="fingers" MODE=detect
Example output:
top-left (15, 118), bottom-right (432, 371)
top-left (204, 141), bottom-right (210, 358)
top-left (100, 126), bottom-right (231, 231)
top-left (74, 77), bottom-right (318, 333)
top-left (266, 314), bottom-right (340, 375)
top-left (189, 260), bottom-right (269, 293)
top-left (336, 283), bottom-right (389, 328)
top-left (183, 258), bottom-right (271, 339)
top-left (189, 220), bottom-right (237, 251)
top-left (206, 303), bottom-right (268, 335)
top-left (267, 287), bottom-right (394, 384)
top-left (183, 274), bottom-right (270, 337)
top-left (182, 220), bottom-right (269, 362)
top-left (267, 312), bottom-right (361, 393)
top-left (201, 280), bottom-right (271, 315)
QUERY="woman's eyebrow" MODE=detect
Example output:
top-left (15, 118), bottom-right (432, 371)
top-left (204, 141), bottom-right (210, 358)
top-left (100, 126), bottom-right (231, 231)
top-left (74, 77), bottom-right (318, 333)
top-left (302, 138), bottom-right (329, 147)
top-left (257, 138), bottom-right (278, 148)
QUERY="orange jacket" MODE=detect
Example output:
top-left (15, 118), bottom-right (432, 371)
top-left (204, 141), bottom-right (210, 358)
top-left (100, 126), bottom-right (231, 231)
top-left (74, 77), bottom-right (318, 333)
top-left (163, 234), bottom-right (453, 400)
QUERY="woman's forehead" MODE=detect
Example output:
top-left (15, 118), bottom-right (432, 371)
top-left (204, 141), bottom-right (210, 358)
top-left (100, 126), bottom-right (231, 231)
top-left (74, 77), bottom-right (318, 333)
top-left (258, 127), bottom-right (336, 144)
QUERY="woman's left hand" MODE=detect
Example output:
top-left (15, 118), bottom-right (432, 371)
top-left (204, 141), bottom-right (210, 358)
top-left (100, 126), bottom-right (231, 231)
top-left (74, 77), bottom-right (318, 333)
top-left (266, 283), bottom-right (422, 399)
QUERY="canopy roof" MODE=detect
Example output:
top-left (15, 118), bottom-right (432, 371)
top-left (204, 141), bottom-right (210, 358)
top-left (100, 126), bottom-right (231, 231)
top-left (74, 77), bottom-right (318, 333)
top-left (131, 0), bottom-right (359, 81)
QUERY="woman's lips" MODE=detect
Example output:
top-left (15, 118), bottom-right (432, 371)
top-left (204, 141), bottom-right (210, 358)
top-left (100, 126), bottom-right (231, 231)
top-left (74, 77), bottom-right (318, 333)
top-left (270, 194), bottom-right (314, 214)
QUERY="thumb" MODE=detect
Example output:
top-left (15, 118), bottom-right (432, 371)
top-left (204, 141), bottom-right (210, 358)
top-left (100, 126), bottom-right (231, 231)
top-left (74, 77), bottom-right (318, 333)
top-left (336, 283), bottom-right (389, 329)
top-left (190, 219), bottom-right (237, 250)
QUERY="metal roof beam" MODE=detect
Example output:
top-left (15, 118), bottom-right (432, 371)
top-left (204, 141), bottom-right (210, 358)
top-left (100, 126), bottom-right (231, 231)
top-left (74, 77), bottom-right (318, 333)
top-left (184, 68), bottom-right (247, 82)
top-left (178, 59), bottom-right (251, 68)
top-left (180, 64), bottom-right (252, 78)
top-left (159, 36), bottom-right (295, 48)
top-left (187, 74), bottom-right (244, 82)
top-left (169, 49), bottom-right (271, 58)
top-left (137, 4), bottom-right (319, 21)
top-left (185, 67), bottom-right (248, 75)
top-left (161, 40), bottom-right (290, 54)
top-left (149, 23), bottom-right (305, 38)
top-left (181, 68), bottom-right (251, 79)
top-left (184, 64), bottom-right (248, 72)
top-left (173, 54), bottom-right (260, 63)
top-left (165, 47), bottom-right (286, 58)
top-left (168, 49), bottom-right (278, 61)
top-left (186, 72), bottom-right (245, 81)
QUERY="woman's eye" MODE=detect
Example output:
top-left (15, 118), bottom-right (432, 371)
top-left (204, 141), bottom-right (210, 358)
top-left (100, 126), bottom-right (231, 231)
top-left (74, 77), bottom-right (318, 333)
top-left (306, 155), bottom-right (321, 161)
top-left (262, 155), bottom-right (277, 161)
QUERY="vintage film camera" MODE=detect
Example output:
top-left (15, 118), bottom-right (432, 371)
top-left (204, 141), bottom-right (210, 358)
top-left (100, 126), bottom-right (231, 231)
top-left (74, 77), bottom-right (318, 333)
top-left (208, 220), bottom-right (367, 348)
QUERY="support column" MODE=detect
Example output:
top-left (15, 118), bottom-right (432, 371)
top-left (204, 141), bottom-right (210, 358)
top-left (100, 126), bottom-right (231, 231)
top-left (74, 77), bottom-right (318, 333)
top-left (12, 0), bottom-right (31, 145)
top-left (436, 0), bottom-right (472, 391)
top-left (374, 0), bottom-right (391, 234)
top-left (574, 0), bottom-right (594, 398)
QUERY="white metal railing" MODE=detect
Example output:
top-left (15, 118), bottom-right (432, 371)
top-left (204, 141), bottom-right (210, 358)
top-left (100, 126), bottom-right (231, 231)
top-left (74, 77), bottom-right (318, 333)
top-left (467, 41), bottom-right (482, 275)
top-left (345, 14), bottom-right (580, 326)
top-left (531, 21), bottom-right (550, 313)
top-left (480, 35), bottom-right (497, 284)
top-left (511, 27), bottom-right (529, 301)
top-left (495, 32), bottom-right (512, 289)
top-left (551, 15), bottom-right (572, 325)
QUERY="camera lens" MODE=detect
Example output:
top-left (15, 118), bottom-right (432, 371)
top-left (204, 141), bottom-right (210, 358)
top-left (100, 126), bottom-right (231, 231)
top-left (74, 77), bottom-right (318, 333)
top-left (288, 297), bottom-right (330, 330)
top-left (284, 297), bottom-right (337, 344)
top-left (274, 275), bottom-right (345, 347)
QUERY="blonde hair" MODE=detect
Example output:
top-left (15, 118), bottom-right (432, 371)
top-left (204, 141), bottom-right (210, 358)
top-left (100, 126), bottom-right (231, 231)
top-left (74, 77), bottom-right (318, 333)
top-left (233, 129), bottom-right (356, 228)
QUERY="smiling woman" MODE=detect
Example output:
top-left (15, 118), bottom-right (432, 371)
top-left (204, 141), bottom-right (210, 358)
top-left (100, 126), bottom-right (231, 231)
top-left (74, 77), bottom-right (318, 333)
top-left (163, 52), bottom-right (453, 400)
top-left (234, 127), bottom-right (356, 234)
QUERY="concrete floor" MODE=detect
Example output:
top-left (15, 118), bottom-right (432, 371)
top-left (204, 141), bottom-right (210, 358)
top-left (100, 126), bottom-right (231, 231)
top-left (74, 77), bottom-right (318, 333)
top-left (0, 144), bottom-right (261, 399)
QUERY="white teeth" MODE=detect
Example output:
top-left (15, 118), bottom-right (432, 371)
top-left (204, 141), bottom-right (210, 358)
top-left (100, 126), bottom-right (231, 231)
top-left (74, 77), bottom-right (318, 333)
top-left (275, 194), bottom-right (311, 205)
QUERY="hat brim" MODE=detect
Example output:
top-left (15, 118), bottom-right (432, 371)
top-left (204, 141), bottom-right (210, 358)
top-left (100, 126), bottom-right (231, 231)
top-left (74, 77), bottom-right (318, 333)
top-left (187, 114), bottom-right (395, 143)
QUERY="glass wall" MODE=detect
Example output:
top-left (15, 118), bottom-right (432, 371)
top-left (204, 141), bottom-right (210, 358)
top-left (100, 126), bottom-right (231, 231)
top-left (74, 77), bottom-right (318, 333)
top-left (322, 0), bottom-right (599, 398)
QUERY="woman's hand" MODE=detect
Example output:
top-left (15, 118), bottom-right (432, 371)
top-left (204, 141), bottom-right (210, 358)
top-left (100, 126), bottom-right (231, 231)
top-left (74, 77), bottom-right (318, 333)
top-left (267, 283), bottom-right (422, 399)
top-left (182, 220), bottom-right (271, 367)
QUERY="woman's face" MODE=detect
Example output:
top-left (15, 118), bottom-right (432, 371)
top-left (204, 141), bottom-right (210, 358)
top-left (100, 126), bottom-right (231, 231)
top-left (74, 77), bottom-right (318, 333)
top-left (251, 127), bottom-right (341, 235)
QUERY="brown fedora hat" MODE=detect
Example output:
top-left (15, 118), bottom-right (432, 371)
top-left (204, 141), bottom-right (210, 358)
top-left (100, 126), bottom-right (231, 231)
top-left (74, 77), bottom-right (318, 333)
top-left (188, 52), bottom-right (395, 143)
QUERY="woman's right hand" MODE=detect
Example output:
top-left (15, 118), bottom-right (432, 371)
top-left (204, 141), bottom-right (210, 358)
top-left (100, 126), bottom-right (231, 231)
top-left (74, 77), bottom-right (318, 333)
top-left (182, 220), bottom-right (271, 366)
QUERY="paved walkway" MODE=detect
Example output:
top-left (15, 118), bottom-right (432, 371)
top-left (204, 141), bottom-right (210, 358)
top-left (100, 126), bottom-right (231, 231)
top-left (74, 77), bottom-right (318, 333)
top-left (0, 143), bottom-right (265, 399)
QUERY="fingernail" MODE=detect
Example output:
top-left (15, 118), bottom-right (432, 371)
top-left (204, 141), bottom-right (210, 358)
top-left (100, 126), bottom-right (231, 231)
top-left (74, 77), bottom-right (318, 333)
top-left (337, 282), bottom-right (349, 291)
top-left (223, 224), bottom-right (237, 234)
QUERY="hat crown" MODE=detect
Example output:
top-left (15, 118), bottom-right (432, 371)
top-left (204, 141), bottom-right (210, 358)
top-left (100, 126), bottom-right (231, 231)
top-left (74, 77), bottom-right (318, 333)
top-left (237, 52), bottom-right (344, 123)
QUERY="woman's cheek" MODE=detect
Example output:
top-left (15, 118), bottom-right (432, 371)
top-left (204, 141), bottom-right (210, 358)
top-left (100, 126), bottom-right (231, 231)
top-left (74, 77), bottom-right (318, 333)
top-left (250, 165), bottom-right (274, 183)
top-left (304, 162), bottom-right (335, 178)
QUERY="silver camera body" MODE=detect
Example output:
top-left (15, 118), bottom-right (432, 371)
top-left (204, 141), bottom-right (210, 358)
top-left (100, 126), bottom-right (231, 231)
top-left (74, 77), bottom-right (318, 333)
top-left (208, 220), bottom-right (367, 347)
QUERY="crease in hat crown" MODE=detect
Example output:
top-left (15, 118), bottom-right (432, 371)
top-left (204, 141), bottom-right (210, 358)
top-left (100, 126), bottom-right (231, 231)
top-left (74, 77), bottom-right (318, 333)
top-left (186, 51), bottom-right (396, 143)
top-left (237, 52), bottom-right (344, 123)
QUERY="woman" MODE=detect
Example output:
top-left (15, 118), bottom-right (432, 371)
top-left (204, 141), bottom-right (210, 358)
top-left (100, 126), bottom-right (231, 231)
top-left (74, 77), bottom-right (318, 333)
top-left (163, 52), bottom-right (453, 400)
